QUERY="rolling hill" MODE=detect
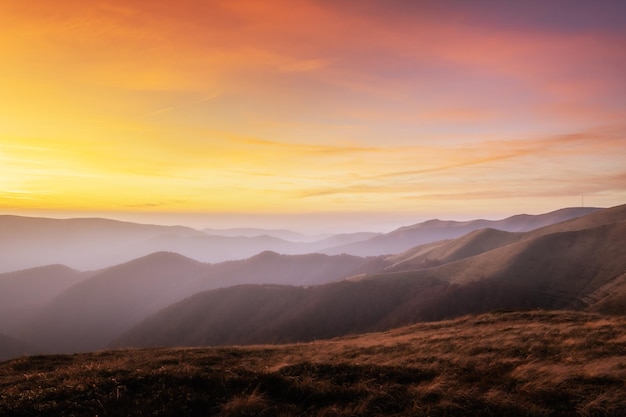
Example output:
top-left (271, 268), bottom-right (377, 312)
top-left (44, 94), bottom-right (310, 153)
top-left (0, 265), bottom-right (89, 334)
top-left (383, 227), bottom-right (523, 272)
top-left (17, 251), bottom-right (374, 354)
top-left (115, 204), bottom-right (625, 349)
top-left (18, 252), bottom-right (208, 353)
top-left (0, 264), bottom-right (87, 310)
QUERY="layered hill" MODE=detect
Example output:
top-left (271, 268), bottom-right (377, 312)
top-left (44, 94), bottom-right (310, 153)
top-left (0, 264), bottom-right (87, 310)
top-left (0, 265), bottom-right (89, 334)
top-left (134, 235), bottom-right (380, 274)
top-left (113, 278), bottom-right (447, 348)
top-left (115, 204), bottom-right (625, 349)
top-left (17, 252), bottom-right (374, 354)
top-left (383, 228), bottom-right (523, 272)
top-left (322, 207), bottom-right (599, 256)
top-left (4, 205), bottom-right (622, 356)
top-left (206, 251), bottom-right (374, 287)
top-left (382, 203), bottom-right (625, 274)
top-left (19, 252), bottom-right (208, 353)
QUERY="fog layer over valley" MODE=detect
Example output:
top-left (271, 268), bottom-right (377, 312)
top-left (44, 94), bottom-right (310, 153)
top-left (1, 205), bottom-right (623, 359)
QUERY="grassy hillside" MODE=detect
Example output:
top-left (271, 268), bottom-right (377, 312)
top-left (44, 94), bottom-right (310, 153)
top-left (2, 310), bottom-right (625, 416)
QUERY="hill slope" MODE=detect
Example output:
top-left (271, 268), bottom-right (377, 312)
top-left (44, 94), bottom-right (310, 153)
top-left (4, 311), bottom-right (626, 417)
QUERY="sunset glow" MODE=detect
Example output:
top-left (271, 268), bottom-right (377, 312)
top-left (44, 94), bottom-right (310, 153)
top-left (1, 0), bottom-right (625, 226)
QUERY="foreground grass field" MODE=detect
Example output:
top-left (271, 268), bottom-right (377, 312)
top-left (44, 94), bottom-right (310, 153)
top-left (1, 310), bottom-right (625, 416)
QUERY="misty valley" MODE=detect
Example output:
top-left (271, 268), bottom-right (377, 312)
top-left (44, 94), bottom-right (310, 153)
top-left (1, 205), bottom-right (625, 416)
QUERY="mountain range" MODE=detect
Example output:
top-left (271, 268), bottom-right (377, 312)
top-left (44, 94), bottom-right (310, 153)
top-left (1, 204), bottom-right (622, 358)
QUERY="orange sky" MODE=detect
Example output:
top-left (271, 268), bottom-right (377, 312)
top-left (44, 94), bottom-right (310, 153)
top-left (1, 0), bottom-right (625, 228)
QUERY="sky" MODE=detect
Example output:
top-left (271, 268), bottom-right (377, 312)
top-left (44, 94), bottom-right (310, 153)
top-left (1, 0), bottom-right (625, 231)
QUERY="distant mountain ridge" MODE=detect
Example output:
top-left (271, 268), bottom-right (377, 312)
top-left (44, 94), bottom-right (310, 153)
top-left (0, 207), bottom-right (595, 273)
top-left (322, 207), bottom-right (600, 256)
top-left (202, 227), bottom-right (332, 242)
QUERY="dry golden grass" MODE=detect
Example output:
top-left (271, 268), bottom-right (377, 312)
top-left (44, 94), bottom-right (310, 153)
top-left (1, 310), bottom-right (625, 416)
